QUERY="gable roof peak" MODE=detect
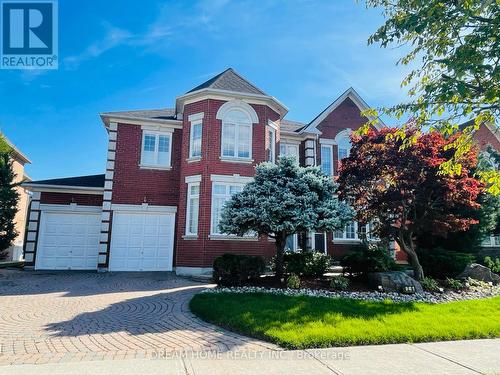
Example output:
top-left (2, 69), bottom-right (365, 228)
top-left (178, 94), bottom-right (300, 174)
top-left (186, 68), bottom-right (267, 96)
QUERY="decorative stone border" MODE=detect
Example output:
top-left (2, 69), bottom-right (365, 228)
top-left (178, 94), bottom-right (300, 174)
top-left (202, 285), bottom-right (500, 304)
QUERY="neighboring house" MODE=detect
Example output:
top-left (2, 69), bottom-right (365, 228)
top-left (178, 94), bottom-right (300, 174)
top-left (463, 121), bottom-right (500, 255)
top-left (22, 68), bottom-right (387, 274)
top-left (2, 136), bottom-right (31, 261)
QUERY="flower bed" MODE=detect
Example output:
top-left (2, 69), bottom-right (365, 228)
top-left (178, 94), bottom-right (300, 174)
top-left (203, 284), bottom-right (500, 304)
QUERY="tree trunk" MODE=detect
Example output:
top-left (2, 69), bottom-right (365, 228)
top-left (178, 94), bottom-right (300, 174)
top-left (275, 234), bottom-right (286, 281)
top-left (397, 235), bottom-right (424, 281)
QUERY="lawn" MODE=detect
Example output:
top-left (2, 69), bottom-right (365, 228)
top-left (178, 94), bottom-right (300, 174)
top-left (190, 293), bottom-right (500, 349)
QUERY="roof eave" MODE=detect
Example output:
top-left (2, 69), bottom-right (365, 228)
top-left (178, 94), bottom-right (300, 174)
top-left (175, 88), bottom-right (289, 117)
top-left (100, 113), bottom-right (182, 129)
top-left (22, 183), bottom-right (104, 194)
top-left (3, 137), bottom-right (31, 164)
top-left (300, 87), bottom-right (385, 134)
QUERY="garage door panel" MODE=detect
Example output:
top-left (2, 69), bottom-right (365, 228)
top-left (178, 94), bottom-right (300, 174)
top-left (35, 211), bottom-right (100, 270)
top-left (109, 211), bottom-right (175, 271)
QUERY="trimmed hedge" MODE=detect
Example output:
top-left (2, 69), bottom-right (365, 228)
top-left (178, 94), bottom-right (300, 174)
top-left (278, 251), bottom-right (331, 277)
top-left (213, 253), bottom-right (266, 286)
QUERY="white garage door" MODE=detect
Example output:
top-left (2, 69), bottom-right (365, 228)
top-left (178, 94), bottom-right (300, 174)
top-left (109, 211), bottom-right (175, 271)
top-left (36, 212), bottom-right (100, 270)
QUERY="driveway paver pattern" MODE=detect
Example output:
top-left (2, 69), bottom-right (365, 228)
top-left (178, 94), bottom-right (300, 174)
top-left (0, 270), bottom-right (275, 365)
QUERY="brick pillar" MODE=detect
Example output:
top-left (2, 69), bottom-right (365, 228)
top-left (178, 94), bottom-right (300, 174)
top-left (98, 122), bottom-right (117, 270)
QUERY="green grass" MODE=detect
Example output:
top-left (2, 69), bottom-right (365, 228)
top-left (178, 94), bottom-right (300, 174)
top-left (190, 293), bottom-right (500, 349)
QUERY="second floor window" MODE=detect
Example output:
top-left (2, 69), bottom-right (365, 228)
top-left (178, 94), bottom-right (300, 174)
top-left (141, 131), bottom-right (172, 168)
top-left (221, 109), bottom-right (252, 159)
top-left (189, 121), bottom-right (202, 158)
top-left (320, 145), bottom-right (333, 175)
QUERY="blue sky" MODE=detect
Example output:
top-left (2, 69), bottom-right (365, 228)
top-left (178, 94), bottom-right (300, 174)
top-left (0, 0), bottom-right (411, 180)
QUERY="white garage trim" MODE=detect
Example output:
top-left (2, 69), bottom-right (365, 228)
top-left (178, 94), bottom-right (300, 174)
top-left (40, 203), bottom-right (102, 213)
top-left (111, 204), bottom-right (177, 213)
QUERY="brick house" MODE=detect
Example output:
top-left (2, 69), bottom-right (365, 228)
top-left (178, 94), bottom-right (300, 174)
top-left (465, 121), bottom-right (500, 255)
top-left (23, 68), bottom-right (385, 275)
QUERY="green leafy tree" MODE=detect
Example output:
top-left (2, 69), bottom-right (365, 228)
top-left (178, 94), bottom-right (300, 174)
top-left (219, 156), bottom-right (354, 279)
top-left (364, 0), bottom-right (500, 193)
top-left (0, 134), bottom-right (19, 260)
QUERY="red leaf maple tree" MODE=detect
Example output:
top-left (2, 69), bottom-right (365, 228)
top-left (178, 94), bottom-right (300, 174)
top-left (337, 127), bottom-right (484, 280)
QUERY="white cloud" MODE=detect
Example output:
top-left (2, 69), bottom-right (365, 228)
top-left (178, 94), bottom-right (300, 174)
top-left (64, 0), bottom-right (231, 69)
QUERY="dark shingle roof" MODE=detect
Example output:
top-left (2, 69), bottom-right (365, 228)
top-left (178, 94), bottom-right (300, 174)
top-left (25, 174), bottom-right (105, 188)
top-left (101, 109), bottom-right (177, 121)
top-left (281, 119), bottom-right (306, 133)
top-left (187, 68), bottom-right (267, 96)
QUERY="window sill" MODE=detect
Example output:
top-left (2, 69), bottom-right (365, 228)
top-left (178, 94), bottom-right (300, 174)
top-left (332, 239), bottom-right (362, 244)
top-left (186, 156), bottom-right (202, 163)
top-left (209, 234), bottom-right (258, 241)
top-left (219, 156), bottom-right (254, 164)
top-left (139, 164), bottom-right (172, 171)
top-left (182, 235), bottom-right (198, 240)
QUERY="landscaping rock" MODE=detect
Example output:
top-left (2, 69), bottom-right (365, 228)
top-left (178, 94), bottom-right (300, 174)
top-left (368, 271), bottom-right (424, 294)
top-left (458, 263), bottom-right (500, 285)
top-left (205, 284), bottom-right (500, 304)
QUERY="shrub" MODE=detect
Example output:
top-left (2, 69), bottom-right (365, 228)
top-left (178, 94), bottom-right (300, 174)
top-left (417, 248), bottom-right (475, 279)
top-left (330, 275), bottom-right (349, 291)
top-left (482, 256), bottom-right (500, 274)
top-left (274, 251), bottom-right (331, 277)
top-left (421, 277), bottom-right (440, 292)
top-left (213, 253), bottom-right (266, 286)
top-left (287, 273), bottom-right (301, 289)
top-left (445, 278), bottom-right (463, 291)
top-left (341, 243), bottom-right (396, 276)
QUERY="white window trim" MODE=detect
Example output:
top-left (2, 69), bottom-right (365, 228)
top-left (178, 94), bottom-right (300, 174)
top-left (320, 144), bottom-right (334, 176)
top-left (333, 221), bottom-right (378, 243)
top-left (268, 126), bottom-right (276, 163)
top-left (217, 100), bottom-right (258, 162)
top-left (209, 174), bottom-right (255, 238)
top-left (185, 181), bottom-right (200, 236)
top-left (280, 142), bottom-right (300, 159)
top-left (335, 128), bottom-right (352, 162)
top-left (221, 121), bottom-right (253, 160)
top-left (482, 234), bottom-right (500, 247)
top-left (140, 129), bottom-right (173, 169)
top-left (188, 112), bottom-right (204, 160)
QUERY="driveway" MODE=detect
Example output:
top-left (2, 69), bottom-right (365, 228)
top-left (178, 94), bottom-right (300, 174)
top-left (0, 270), bottom-right (275, 365)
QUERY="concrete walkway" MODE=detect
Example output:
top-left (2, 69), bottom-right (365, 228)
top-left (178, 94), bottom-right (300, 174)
top-left (2, 339), bottom-right (499, 374)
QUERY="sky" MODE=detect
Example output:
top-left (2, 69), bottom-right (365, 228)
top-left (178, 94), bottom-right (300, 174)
top-left (0, 0), bottom-right (412, 180)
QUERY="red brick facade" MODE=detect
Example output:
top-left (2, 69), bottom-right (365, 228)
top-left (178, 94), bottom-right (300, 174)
top-left (25, 78), bottom-right (405, 271)
top-left (32, 93), bottom-right (375, 270)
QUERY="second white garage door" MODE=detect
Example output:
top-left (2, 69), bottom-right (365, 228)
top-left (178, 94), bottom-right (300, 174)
top-left (109, 211), bottom-right (175, 271)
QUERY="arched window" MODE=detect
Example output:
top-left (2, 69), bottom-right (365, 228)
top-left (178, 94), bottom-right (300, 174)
top-left (217, 100), bottom-right (258, 160)
top-left (335, 130), bottom-right (351, 161)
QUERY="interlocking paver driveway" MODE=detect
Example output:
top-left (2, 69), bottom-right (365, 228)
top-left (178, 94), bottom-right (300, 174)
top-left (0, 270), bottom-right (275, 365)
